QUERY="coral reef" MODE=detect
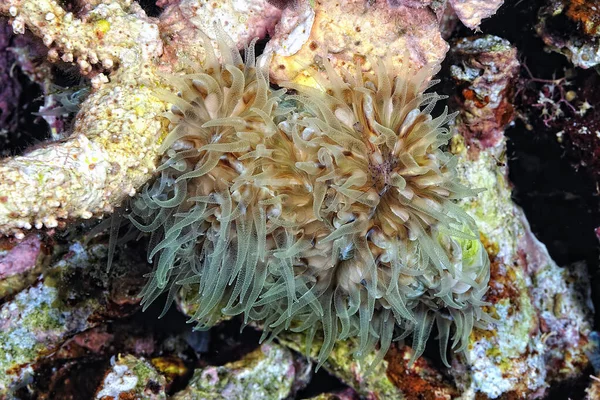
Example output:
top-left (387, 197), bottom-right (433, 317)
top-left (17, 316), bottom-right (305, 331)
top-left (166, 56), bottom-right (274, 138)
top-left (0, 0), bottom-right (597, 398)
top-left (0, 240), bottom-right (149, 396)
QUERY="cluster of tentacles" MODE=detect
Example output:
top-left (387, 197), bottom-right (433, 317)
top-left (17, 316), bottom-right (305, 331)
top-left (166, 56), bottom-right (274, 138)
top-left (128, 31), bottom-right (492, 368)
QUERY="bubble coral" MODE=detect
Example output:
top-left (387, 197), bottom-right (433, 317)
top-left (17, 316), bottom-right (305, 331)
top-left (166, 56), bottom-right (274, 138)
top-left (129, 32), bottom-right (492, 368)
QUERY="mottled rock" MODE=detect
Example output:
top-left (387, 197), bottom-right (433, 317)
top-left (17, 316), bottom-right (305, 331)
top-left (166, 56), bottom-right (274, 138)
top-left (306, 388), bottom-right (360, 400)
top-left (0, 241), bottom-right (149, 397)
top-left (281, 333), bottom-right (458, 399)
top-left (537, 0), bottom-right (600, 69)
top-left (449, 35), bottom-right (520, 151)
top-left (1, 0), bottom-right (162, 76)
top-left (279, 333), bottom-right (406, 399)
top-left (0, 248), bottom-right (97, 395)
top-left (172, 343), bottom-right (309, 399)
top-left (385, 346), bottom-right (457, 399)
top-left (448, 103), bottom-right (593, 399)
top-left (266, 0), bottom-right (448, 88)
top-left (0, 234), bottom-right (50, 298)
top-left (95, 354), bottom-right (167, 400)
top-left (0, 0), bottom-right (167, 239)
top-left (449, 0), bottom-right (504, 29)
top-left (158, 0), bottom-right (281, 68)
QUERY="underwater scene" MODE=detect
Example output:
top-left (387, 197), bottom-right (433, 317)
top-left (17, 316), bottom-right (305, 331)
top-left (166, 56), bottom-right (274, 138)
top-left (0, 0), bottom-right (599, 398)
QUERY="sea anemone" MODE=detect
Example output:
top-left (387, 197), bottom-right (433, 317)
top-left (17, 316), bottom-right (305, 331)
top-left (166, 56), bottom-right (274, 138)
top-left (129, 32), bottom-right (492, 368)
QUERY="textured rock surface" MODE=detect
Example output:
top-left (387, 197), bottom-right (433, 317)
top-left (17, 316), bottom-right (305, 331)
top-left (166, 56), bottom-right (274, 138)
top-left (537, 0), bottom-right (600, 69)
top-left (0, 0), bottom-right (283, 239)
top-left (306, 389), bottom-right (360, 400)
top-left (0, 0), bottom-right (167, 237)
top-left (172, 343), bottom-right (309, 399)
top-left (95, 354), bottom-right (167, 400)
top-left (158, 0), bottom-right (281, 69)
top-left (0, 234), bottom-right (50, 298)
top-left (0, 241), bottom-right (148, 397)
top-left (449, 0), bottom-right (504, 29)
top-left (449, 35), bottom-right (520, 150)
top-left (0, 1), bottom-right (596, 399)
top-left (1, 0), bottom-right (162, 76)
top-left (0, 82), bottom-right (165, 237)
top-left (266, 0), bottom-right (448, 88)
top-left (448, 61), bottom-right (593, 399)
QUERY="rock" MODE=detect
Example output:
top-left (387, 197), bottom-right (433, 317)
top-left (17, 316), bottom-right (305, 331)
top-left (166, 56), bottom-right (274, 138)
top-left (449, 35), bottom-right (520, 151)
top-left (172, 343), bottom-right (310, 400)
top-left (449, 0), bottom-right (504, 29)
top-left (266, 0), bottom-right (448, 88)
top-left (0, 233), bottom-right (50, 298)
top-left (537, 0), bottom-right (600, 69)
top-left (0, 241), bottom-right (149, 397)
top-left (95, 354), bottom-right (167, 400)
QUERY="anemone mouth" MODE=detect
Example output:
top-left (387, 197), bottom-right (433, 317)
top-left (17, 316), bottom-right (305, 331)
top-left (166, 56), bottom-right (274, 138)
top-left (129, 31), bottom-right (492, 369)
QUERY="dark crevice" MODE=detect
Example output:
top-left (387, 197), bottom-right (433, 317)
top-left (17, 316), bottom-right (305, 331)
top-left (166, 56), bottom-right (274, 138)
top-left (296, 366), bottom-right (347, 399)
top-left (0, 64), bottom-right (47, 156)
top-left (138, 0), bottom-right (162, 18)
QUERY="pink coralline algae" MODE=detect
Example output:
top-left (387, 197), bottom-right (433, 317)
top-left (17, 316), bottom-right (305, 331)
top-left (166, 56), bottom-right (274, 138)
top-left (0, 234), bottom-right (47, 280)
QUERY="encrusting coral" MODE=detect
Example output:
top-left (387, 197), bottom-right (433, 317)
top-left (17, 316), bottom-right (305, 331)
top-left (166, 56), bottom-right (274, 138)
top-left (129, 31), bottom-right (492, 368)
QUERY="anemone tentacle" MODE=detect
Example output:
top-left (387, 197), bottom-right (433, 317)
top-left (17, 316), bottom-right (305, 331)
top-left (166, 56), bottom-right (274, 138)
top-left (129, 33), bottom-right (491, 368)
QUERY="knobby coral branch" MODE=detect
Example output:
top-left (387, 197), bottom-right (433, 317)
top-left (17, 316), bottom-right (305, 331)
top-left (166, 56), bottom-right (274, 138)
top-left (0, 0), bottom-right (167, 238)
top-left (0, 0), bottom-right (162, 78)
top-left (0, 83), bottom-right (165, 238)
top-left (0, 0), bottom-right (284, 239)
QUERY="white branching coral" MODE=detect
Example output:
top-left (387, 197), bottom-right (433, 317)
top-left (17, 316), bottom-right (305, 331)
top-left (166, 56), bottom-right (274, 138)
top-left (130, 31), bottom-right (492, 368)
top-left (0, 0), bottom-right (278, 238)
top-left (0, 0), bottom-right (165, 238)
